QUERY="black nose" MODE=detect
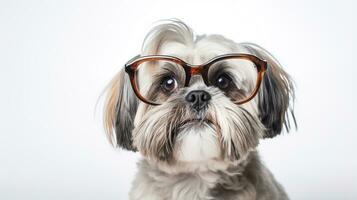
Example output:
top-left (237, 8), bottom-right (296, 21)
top-left (185, 90), bottom-right (211, 112)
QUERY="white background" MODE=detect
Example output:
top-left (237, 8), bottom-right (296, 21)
top-left (1, 0), bottom-right (356, 199)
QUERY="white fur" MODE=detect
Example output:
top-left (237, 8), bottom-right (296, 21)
top-left (174, 124), bottom-right (220, 162)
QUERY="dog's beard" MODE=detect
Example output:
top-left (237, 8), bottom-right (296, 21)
top-left (132, 87), bottom-right (265, 163)
top-left (174, 121), bottom-right (220, 163)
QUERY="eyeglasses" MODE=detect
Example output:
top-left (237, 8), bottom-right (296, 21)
top-left (125, 53), bottom-right (267, 105)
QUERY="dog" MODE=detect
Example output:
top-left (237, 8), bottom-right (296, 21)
top-left (103, 19), bottom-right (295, 200)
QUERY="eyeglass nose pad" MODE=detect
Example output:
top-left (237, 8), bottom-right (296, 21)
top-left (189, 65), bottom-right (204, 75)
top-left (185, 65), bottom-right (208, 87)
top-left (187, 65), bottom-right (209, 86)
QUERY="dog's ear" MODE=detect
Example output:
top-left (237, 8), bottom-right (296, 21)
top-left (241, 43), bottom-right (296, 138)
top-left (103, 68), bottom-right (138, 151)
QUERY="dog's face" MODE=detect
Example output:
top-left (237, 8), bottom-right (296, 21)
top-left (104, 20), bottom-right (295, 166)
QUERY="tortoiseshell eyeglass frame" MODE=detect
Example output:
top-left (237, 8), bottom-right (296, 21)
top-left (125, 53), bottom-right (268, 106)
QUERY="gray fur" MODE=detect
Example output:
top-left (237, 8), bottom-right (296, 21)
top-left (114, 69), bottom-right (138, 151)
top-left (240, 43), bottom-right (296, 138)
top-left (133, 92), bottom-right (189, 161)
top-left (210, 152), bottom-right (288, 200)
top-left (130, 151), bottom-right (288, 200)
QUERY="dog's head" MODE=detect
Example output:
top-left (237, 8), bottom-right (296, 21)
top-left (104, 20), bottom-right (295, 165)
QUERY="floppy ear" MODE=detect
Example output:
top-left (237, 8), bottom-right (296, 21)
top-left (103, 68), bottom-right (138, 151)
top-left (240, 43), bottom-right (296, 138)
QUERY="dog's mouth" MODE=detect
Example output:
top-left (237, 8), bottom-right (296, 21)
top-left (179, 117), bottom-right (214, 127)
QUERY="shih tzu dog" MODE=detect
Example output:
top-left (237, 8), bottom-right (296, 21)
top-left (103, 19), bottom-right (295, 200)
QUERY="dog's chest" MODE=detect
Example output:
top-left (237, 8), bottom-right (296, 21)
top-left (158, 172), bottom-right (218, 200)
top-left (130, 161), bottom-right (222, 200)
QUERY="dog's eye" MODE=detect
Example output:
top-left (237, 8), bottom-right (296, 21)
top-left (215, 74), bottom-right (232, 90)
top-left (161, 76), bottom-right (177, 93)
